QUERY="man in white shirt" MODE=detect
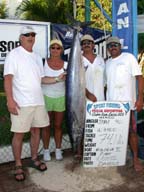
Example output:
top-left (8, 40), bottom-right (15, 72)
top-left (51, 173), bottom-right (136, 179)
top-left (81, 34), bottom-right (105, 102)
top-left (4, 26), bottom-right (49, 181)
top-left (105, 36), bottom-right (144, 172)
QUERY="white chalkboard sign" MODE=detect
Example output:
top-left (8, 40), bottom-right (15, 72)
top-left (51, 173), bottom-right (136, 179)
top-left (83, 101), bottom-right (130, 167)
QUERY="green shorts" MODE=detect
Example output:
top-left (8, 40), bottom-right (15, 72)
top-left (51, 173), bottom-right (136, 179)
top-left (44, 95), bottom-right (65, 112)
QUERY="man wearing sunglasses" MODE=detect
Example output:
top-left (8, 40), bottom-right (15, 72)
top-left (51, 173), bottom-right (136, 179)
top-left (81, 34), bottom-right (105, 102)
top-left (75, 34), bottom-right (105, 160)
top-left (4, 25), bottom-right (50, 181)
top-left (105, 36), bottom-right (144, 172)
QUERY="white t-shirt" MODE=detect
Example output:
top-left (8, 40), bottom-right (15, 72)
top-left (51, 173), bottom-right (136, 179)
top-left (83, 55), bottom-right (105, 101)
top-left (42, 60), bottom-right (68, 98)
top-left (4, 46), bottom-right (45, 106)
top-left (105, 52), bottom-right (142, 109)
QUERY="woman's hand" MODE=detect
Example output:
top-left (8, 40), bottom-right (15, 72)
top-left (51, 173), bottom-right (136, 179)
top-left (57, 72), bottom-right (67, 81)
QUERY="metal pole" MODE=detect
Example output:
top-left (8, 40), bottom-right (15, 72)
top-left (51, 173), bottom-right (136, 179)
top-left (73, 0), bottom-right (77, 19)
top-left (132, 0), bottom-right (138, 57)
top-left (85, 0), bottom-right (90, 21)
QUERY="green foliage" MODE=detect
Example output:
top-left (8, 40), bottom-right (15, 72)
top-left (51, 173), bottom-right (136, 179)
top-left (76, 0), bottom-right (112, 31)
top-left (16, 0), bottom-right (73, 24)
top-left (0, 95), bottom-right (12, 146)
top-left (0, 1), bottom-right (8, 18)
top-left (138, 0), bottom-right (144, 14)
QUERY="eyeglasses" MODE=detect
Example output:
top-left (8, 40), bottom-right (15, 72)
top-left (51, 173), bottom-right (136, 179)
top-left (51, 47), bottom-right (61, 50)
top-left (81, 40), bottom-right (93, 46)
top-left (107, 43), bottom-right (120, 48)
top-left (22, 33), bottom-right (36, 37)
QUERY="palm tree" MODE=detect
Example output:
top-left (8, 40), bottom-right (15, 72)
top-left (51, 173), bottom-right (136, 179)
top-left (0, 1), bottom-right (8, 18)
top-left (16, 0), bottom-right (73, 24)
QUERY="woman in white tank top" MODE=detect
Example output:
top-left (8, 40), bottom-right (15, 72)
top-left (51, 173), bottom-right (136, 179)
top-left (42, 39), bottom-right (67, 161)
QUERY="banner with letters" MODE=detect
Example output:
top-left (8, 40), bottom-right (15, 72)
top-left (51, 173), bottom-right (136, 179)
top-left (0, 19), bottom-right (51, 64)
top-left (112, 0), bottom-right (133, 53)
top-left (51, 23), bottom-right (110, 60)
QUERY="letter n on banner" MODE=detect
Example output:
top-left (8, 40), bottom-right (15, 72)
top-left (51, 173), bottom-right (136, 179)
top-left (112, 0), bottom-right (133, 53)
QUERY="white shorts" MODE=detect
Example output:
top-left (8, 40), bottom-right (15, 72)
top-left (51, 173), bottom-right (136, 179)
top-left (10, 105), bottom-right (49, 133)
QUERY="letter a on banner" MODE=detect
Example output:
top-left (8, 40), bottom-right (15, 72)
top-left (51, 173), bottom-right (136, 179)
top-left (112, 0), bottom-right (133, 53)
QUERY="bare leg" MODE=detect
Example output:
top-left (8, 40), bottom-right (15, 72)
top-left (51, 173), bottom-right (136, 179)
top-left (30, 127), bottom-right (40, 160)
top-left (42, 112), bottom-right (52, 149)
top-left (12, 132), bottom-right (25, 181)
top-left (54, 111), bottom-right (64, 148)
top-left (30, 127), bottom-right (47, 170)
top-left (129, 111), bottom-right (143, 172)
top-left (12, 132), bottom-right (25, 166)
top-left (129, 132), bottom-right (143, 172)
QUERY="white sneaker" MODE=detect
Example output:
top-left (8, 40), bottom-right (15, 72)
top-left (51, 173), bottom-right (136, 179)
top-left (55, 148), bottom-right (63, 160)
top-left (43, 149), bottom-right (51, 161)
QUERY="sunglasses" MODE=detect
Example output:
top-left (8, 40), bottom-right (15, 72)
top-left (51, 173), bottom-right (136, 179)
top-left (51, 47), bottom-right (61, 50)
top-left (107, 43), bottom-right (120, 48)
top-left (81, 41), bottom-right (93, 45)
top-left (22, 33), bottom-right (36, 37)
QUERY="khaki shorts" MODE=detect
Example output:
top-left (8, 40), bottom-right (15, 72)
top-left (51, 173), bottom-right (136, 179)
top-left (10, 105), bottom-right (49, 133)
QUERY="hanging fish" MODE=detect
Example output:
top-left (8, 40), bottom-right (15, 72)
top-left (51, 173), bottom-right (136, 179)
top-left (66, 26), bottom-right (86, 161)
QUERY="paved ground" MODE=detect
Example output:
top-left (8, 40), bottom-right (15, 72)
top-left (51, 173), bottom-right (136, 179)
top-left (1, 150), bottom-right (144, 192)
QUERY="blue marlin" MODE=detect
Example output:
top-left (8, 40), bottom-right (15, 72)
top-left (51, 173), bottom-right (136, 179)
top-left (66, 24), bottom-right (86, 161)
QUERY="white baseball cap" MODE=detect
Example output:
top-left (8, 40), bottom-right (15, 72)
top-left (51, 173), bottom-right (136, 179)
top-left (20, 25), bottom-right (36, 35)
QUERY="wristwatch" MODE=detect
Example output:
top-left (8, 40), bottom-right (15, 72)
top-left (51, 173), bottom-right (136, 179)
top-left (55, 77), bottom-right (60, 82)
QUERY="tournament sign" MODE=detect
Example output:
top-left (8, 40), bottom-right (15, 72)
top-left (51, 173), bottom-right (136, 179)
top-left (83, 101), bottom-right (130, 167)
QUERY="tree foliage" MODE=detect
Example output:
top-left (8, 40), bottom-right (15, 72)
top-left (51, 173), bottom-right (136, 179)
top-left (0, 1), bottom-right (8, 19)
top-left (138, 0), bottom-right (144, 14)
top-left (76, 0), bottom-right (112, 31)
top-left (1, 0), bottom-right (143, 31)
top-left (16, 0), bottom-right (73, 24)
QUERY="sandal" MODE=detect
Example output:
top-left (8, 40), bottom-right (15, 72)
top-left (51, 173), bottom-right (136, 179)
top-left (14, 165), bottom-right (25, 182)
top-left (30, 158), bottom-right (47, 172)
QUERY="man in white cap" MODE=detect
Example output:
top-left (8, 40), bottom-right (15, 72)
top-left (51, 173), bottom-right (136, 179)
top-left (75, 34), bottom-right (105, 160)
top-left (105, 36), bottom-right (144, 172)
top-left (81, 34), bottom-right (105, 102)
top-left (4, 26), bottom-right (65, 181)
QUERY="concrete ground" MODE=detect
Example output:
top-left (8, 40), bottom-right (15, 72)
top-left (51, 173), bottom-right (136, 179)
top-left (1, 149), bottom-right (144, 192)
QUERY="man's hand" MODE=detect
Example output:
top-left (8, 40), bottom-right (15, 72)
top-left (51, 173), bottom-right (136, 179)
top-left (135, 97), bottom-right (143, 112)
top-left (86, 89), bottom-right (97, 102)
top-left (7, 99), bottom-right (20, 115)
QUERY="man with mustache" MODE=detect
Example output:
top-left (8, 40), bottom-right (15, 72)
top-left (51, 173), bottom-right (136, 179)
top-left (105, 36), bottom-right (144, 172)
top-left (75, 34), bottom-right (105, 161)
top-left (81, 34), bottom-right (105, 102)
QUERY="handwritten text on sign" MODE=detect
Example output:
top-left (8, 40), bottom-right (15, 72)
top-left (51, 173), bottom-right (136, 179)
top-left (83, 101), bottom-right (130, 167)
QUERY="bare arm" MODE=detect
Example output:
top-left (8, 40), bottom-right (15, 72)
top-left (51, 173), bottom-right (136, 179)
top-left (42, 72), bottom-right (66, 84)
top-left (4, 75), bottom-right (19, 115)
top-left (86, 88), bottom-right (97, 102)
top-left (135, 75), bottom-right (144, 112)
